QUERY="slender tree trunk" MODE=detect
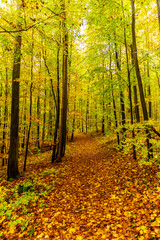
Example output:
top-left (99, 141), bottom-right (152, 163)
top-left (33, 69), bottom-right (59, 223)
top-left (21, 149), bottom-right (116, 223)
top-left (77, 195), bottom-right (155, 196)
top-left (156, 0), bottom-right (160, 32)
top-left (156, 71), bottom-right (160, 88)
top-left (130, 45), bottom-right (140, 123)
top-left (7, 5), bottom-right (22, 180)
top-left (43, 49), bottom-right (58, 147)
top-left (70, 80), bottom-right (76, 142)
top-left (37, 52), bottom-right (41, 150)
top-left (122, 0), bottom-right (136, 159)
top-left (56, 0), bottom-right (68, 161)
top-left (146, 28), bottom-right (152, 118)
top-left (52, 43), bottom-right (60, 162)
top-left (95, 104), bottom-right (98, 132)
top-left (48, 90), bottom-right (53, 139)
top-left (102, 60), bottom-right (105, 135)
top-left (147, 63), bottom-right (152, 118)
top-left (24, 29), bottom-right (34, 171)
top-left (42, 77), bottom-right (46, 151)
top-left (1, 68), bottom-right (8, 166)
top-left (86, 85), bottom-right (89, 134)
top-left (102, 99), bottom-right (105, 135)
top-left (37, 96), bottom-right (40, 150)
top-left (114, 38), bottom-right (126, 143)
top-left (71, 100), bottom-right (76, 141)
top-left (0, 83), bottom-right (2, 128)
top-left (21, 95), bottom-right (27, 149)
top-left (133, 85), bottom-right (140, 122)
top-left (109, 44), bottom-right (120, 145)
top-left (131, 0), bottom-right (153, 159)
top-left (80, 98), bottom-right (84, 133)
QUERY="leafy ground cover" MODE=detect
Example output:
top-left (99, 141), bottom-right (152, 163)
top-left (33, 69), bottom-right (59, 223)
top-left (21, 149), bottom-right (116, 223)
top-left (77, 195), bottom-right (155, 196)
top-left (0, 133), bottom-right (160, 239)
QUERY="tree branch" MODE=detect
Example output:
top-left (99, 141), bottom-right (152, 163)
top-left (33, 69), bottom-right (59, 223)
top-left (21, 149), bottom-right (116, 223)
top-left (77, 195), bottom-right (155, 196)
top-left (0, 16), bottom-right (52, 34)
top-left (149, 125), bottom-right (160, 137)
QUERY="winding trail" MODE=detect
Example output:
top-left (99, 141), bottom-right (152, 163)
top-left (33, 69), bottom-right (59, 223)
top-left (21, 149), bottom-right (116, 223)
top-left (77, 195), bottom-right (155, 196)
top-left (2, 134), bottom-right (160, 239)
top-left (32, 134), bottom-right (159, 239)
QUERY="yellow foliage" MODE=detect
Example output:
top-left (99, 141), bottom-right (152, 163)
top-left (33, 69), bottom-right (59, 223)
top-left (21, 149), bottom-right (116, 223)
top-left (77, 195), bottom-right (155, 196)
top-left (76, 236), bottom-right (83, 240)
top-left (69, 227), bottom-right (76, 234)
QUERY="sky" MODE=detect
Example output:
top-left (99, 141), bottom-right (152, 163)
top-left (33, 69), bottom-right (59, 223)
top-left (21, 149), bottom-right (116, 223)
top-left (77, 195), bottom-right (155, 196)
top-left (0, 0), bottom-right (11, 7)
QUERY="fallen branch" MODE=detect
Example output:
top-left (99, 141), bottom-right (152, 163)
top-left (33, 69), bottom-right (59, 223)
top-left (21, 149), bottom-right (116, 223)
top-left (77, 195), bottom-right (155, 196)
top-left (149, 125), bottom-right (160, 137)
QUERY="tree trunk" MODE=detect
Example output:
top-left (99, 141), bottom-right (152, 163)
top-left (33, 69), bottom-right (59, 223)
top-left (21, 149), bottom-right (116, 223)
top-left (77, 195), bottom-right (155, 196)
top-left (102, 99), bottom-right (105, 135)
top-left (7, 5), bottom-right (22, 179)
top-left (122, 0), bottom-right (136, 159)
top-left (71, 101), bottom-right (76, 141)
top-left (131, 0), bottom-right (153, 159)
top-left (102, 60), bottom-right (105, 135)
top-left (95, 104), bottom-right (98, 132)
top-left (21, 94), bottom-right (27, 149)
top-left (37, 95), bottom-right (40, 150)
top-left (156, 0), bottom-right (160, 32)
top-left (56, 0), bottom-right (68, 161)
top-left (130, 45), bottom-right (140, 123)
top-left (86, 85), bottom-right (89, 134)
top-left (52, 43), bottom-right (60, 162)
top-left (41, 77), bottom-right (46, 151)
top-left (37, 52), bottom-right (41, 150)
top-left (109, 43), bottom-right (120, 145)
top-left (48, 90), bottom-right (53, 140)
top-left (24, 29), bottom-right (34, 171)
top-left (114, 38), bottom-right (126, 143)
top-left (1, 68), bottom-right (8, 166)
top-left (147, 57), bottom-right (152, 118)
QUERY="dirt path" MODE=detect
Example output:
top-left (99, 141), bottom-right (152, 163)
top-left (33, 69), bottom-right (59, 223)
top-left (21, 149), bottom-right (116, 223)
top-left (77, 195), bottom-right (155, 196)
top-left (1, 134), bottom-right (160, 239)
top-left (33, 134), bottom-right (160, 239)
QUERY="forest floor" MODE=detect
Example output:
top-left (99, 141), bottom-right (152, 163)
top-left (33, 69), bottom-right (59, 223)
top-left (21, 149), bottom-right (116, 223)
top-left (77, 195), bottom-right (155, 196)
top-left (0, 133), bottom-right (160, 239)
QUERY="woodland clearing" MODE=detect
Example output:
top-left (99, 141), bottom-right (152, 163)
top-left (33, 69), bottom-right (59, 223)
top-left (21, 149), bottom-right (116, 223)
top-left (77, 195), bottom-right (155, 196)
top-left (0, 133), bottom-right (160, 240)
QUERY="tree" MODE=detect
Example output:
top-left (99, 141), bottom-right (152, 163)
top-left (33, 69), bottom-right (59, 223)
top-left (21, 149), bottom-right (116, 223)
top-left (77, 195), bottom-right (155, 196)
top-left (131, 0), bottom-right (153, 159)
top-left (24, 29), bottom-right (34, 172)
top-left (156, 0), bottom-right (160, 32)
top-left (7, 3), bottom-right (22, 180)
top-left (56, 0), bottom-right (68, 161)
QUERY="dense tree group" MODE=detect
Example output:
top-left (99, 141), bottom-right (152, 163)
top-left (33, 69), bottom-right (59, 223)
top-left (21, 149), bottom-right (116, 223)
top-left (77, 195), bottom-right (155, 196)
top-left (0, 0), bottom-right (160, 179)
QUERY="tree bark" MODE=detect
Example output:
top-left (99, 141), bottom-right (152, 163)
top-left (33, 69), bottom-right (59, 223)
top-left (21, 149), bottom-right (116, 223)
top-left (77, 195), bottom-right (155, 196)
top-left (86, 85), bottom-right (89, 134)
top-left (109, 43), bottom-right (120, 145)
top-left (130, 45), bottom-right (140, 123)
top-left (52, 43), bottom-right (60, 162)
top-left (56, 0), bottom-right (68, 161)
top-left (122, 0), bottom-right (136, 159)
top-left (156, 0), bottom-right (160, 32)
top-left (7, 5), bottom-right (22, 179)
top-left (24, 29), bottom-right (34, 171)
top-left (114, 37), bottom-right (126, 143)
top-left (42, 76), bottom-right (46, 151)
top-left (1, 68), bottom-right (8, 166)
top-left (131, 0), bottom-right (153, 159)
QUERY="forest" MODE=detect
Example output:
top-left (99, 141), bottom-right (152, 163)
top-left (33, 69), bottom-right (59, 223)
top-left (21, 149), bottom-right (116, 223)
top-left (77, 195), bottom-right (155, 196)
top-left (0, 0), bottom-right (160, 239)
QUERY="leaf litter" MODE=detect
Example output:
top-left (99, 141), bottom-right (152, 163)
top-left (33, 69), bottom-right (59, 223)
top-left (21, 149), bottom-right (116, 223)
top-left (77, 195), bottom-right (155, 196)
top-left (0, 133), bottom-right (160, 239)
